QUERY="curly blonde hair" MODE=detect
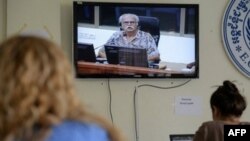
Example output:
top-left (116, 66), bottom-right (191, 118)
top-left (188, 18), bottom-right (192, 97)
top-left (0, 36), bottom-right (125, 141)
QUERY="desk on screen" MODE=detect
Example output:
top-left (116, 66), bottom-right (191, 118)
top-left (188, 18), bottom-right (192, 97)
top-left (76, 61), bottom-right (194, 77)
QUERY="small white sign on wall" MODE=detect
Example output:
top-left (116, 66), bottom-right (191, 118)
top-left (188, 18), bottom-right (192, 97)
top-left (174, 96), bottom-right (202, 116)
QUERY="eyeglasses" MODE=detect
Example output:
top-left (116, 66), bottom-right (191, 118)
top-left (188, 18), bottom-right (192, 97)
top-left (122, 21), bottom-right (136, 25)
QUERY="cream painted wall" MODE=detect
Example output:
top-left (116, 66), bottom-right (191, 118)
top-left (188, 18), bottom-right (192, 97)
top-left (7, 0), bottom-right (61, 44)
top-left (3, 0), bottom-right (250, 141)
top-left (0, 0), bottom-right (6, 42)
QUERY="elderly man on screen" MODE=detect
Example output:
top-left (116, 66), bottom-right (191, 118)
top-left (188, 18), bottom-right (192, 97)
top-left (98, 13), bottom-right (160, 62)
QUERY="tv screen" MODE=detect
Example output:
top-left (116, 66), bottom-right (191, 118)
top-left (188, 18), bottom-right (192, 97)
top-left (73, 1), bottom-right (199, 78)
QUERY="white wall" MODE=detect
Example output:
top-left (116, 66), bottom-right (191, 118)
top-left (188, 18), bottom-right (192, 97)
top-left (4, 0), bottom-right (250, 141)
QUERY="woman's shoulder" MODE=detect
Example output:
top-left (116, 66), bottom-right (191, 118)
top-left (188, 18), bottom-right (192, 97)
top-left (47, 120), bottom-right (109, 141)
top-left (194, 121), bottom-right (250, 141)
top-left (197, 121), bottom-right (225, 132)
top-left (200, 120), bottom-right (250, 130)
top-left (202, 121), bottom-right (250, 125)
top-left (193, 121), bottom-right (224, 141)
top-left (240, 121), bottom-right (250, 125)
top-left (202, 121), bottom-right (225, 126)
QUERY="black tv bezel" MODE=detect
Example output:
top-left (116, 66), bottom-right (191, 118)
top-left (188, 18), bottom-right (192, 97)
top-left (73, 1), bottom-right (199, 79)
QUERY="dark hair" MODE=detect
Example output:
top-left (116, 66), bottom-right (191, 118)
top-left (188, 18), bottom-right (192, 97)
top-left (210, 80), bottom-right (246, 117)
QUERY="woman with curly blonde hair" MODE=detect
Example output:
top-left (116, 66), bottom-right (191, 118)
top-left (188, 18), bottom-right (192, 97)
top-left (0, 35), bottom-right (126, 141)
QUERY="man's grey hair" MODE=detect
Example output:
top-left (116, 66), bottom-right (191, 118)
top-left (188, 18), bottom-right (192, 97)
top-left (119, 13), bottom-right (139, 24)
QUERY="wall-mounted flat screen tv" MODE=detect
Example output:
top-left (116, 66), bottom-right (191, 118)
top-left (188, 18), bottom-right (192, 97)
top-left (73, 1), bottom-right (199, 78)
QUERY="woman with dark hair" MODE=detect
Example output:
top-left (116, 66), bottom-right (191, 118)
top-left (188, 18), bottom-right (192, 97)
top-left (0, 35), bottom-right (126, 141)
top-left (193, 80), bottom-right (248, 141)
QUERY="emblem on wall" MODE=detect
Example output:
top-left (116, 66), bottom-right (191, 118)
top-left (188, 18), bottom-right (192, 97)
top-left (222, 0), bottom-right (250, 78)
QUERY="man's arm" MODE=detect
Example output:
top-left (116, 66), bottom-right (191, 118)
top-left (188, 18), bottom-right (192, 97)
top-left (97, 47), bottom-right (106, 58)
top-left (98, 32), bottom-right (120, 58)
top-left (148, 53), bottom-right (160, 62)
top-left (146, 33), bottom-right (160, 62)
